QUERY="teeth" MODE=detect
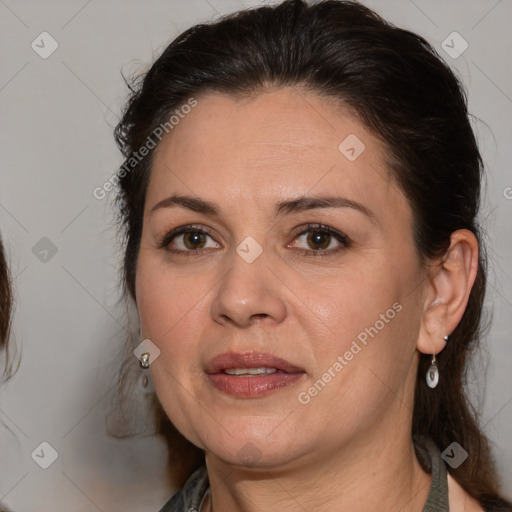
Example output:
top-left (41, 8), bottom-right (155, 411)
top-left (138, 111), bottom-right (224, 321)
top-left (224, 367), bottom-right (278, 376)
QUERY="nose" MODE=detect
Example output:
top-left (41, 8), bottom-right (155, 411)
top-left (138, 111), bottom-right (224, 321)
top-left (210, 250), bottom-right (287, 328)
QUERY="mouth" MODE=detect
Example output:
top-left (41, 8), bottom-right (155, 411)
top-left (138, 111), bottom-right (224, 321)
top-left (223, 367), bottom-right (281, 376)
top-left (205, 352), bottom-right (305, 398)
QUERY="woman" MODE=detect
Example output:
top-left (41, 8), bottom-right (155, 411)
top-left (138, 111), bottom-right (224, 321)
top-left (114, 0), bottom-right (512, 510)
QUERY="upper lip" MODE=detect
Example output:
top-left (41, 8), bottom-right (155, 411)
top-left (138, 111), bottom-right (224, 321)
top-left (205, 351), bottom-right (304, 374)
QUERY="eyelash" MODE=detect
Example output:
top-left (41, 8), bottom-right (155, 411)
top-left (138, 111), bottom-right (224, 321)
top-left (157, 223), bottom-right (351, 258)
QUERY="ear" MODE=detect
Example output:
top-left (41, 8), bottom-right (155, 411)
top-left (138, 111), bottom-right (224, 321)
top-left (417, 229), bottom-right (479, 356)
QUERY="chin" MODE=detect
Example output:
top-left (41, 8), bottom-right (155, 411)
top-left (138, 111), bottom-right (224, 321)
top-left (192, 417), bottom-right (313, 469)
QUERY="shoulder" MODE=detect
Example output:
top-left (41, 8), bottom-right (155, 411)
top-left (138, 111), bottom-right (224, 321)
top-left (447, 474), bottom-right (512, 512)
top-left (416, 437), bottom-right (511, 512)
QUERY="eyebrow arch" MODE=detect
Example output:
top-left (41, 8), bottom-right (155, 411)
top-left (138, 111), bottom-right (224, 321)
top-left (150, 194), bottom-right (375, 222)
top-left (275, 196), bottom-right (375, 221)
top-left (150, 195), bottom-right (218, 215)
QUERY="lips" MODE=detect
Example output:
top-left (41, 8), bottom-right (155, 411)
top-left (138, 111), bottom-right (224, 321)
top-left (206, 351), bottom-right (304, 374)
top-left (205, 351), bottom-right (305, 398)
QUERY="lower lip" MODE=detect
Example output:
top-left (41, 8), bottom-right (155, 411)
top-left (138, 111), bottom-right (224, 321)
top-left (207, 372), bottom-right (305, 398)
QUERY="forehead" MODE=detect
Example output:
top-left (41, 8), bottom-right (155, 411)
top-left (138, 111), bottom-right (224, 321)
top-left (147, 87), bottom-right (407, 219)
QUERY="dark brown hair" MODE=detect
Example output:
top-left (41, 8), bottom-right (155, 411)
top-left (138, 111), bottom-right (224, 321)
top-left (114, 0), bottom-right (511, 505)
top-left (0, 236), bottom-right (12, 380)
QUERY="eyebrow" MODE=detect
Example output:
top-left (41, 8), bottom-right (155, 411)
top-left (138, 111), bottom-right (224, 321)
top-left (150, 194), bottom-right (375, 222)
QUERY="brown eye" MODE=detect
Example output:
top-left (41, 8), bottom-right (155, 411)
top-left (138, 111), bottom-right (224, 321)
top-left (306, 230), bottom-right (331, 250)
top-left (160, 226), bottom-right (220, 253)
top-left (183, 231), bottom-right (207, 250)
top-left (290, 224), bottom-right (350, 256)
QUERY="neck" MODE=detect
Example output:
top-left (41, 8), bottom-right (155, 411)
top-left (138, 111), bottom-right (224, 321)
top-left (204, 424), bottom-right (431, 512)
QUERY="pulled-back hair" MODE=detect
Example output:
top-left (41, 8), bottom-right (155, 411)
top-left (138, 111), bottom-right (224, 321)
top-left (114, 0), bottom-right (511, 505)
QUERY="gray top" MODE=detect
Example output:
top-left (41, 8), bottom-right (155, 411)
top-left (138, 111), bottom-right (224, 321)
top-left (416, 437), bottom-right (449, 512)
top-left (159, 465), bottom-right (209, 512)
top-left (158, 437), bottom-right (449, 511)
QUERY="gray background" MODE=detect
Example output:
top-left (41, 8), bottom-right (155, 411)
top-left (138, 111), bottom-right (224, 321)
top-left (0, 0), bottom-right (511, 510)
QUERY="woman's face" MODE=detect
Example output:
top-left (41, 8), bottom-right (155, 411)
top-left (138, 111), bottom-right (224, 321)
top-left (135, 87), bottom-right (426, 468)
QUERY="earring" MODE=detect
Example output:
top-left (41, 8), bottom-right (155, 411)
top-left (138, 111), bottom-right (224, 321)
top-left (426, 353), bottom-right (439, 388)
top-left (444, 335), bottom-right (450, 342)
top-left (139, 370), bottom-right (154, 394)
top-left (139, 352), bottom-right (150, 369)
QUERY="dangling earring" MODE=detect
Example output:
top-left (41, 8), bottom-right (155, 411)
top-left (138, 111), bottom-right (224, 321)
top-left (426, 335), bottom-right (449, 388)
top-left (426, 353), bottom-right (439, 388)
top-left (139, 352), bottom-right (150, 369)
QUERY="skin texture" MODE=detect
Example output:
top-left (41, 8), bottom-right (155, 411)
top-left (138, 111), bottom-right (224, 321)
top-left (135, 87), bottom-right (480, 511)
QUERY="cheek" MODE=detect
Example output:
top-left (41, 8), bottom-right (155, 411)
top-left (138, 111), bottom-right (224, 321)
top-left (307, 266), bottom-right (396, 345)
top-left (302, 259), bottom-right (420, 394)
top-left (135, 261), bottom-right (208, 427)
top-left (135, 258), bottom-right (206, 360)
top-left (298, 298), bottom-right (416, 437)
